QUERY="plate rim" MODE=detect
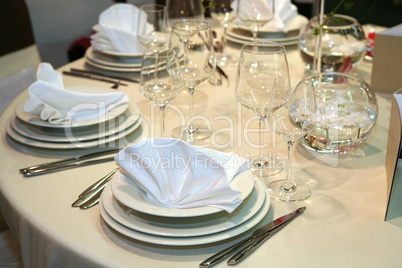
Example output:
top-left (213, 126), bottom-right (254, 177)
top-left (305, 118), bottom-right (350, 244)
top-left (6, 116), bottom-right (142, 149)
top-left (10, 104), bottom-right (140, 143)
top-left (110, 168), bottom-right (255, 218)
top-left (15, 86), bottom-right (131, 128)
top-left (102, 178), bottom-right (265, 237)
top-left (85, 56), bottom-right (141, 72)
top-left (99, 179), bottom-right (271, 246)
top-left (86, 48), bottom-right (143, 68)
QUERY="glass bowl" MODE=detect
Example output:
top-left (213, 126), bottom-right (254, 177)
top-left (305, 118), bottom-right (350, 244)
top-left (302, 72), bottom-right (378, 154)
top-left (298, 14), bottom-right (366, 73)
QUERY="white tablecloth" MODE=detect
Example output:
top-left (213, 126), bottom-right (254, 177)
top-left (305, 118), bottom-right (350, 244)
top-left (1, 35), bottom-right (401, 268)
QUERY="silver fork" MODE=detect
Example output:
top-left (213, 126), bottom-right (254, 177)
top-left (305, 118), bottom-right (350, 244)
top-left (72, 168), bottom-right (118, 209)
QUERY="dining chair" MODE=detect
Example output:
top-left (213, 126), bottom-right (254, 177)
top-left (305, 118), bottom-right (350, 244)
top-left (0, 0), bottom-right (40, 114)
top-left (0, 0), bottom-right (39, 266)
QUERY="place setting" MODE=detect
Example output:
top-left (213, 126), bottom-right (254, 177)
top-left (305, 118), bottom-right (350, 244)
top-left (66, 136), bottom-right (305, 266)
top-left (6, 62), bottom-right (142, 149)
top-left (225, 0), bottom-right (308, 46)
top-left (88, 3), bottom-right (169, 72)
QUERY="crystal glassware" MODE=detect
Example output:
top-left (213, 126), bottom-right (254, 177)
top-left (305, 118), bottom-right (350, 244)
top-left (137, 4), bottom-right (169, 48)
top-left (139, 48), bottom-right (183, 137)
top-left (169, 21), bottom-right (216, 143)
top-left (210, 0), bottom-right (237, 66)
top-left (165, 0), bottom-right (204, 26)
top-left (302, 72), bottom-right (378, 154)
top-left (267, 75), bottom-right (316, 202)
top-left (298, 14), bottom-right (366, 73)
top-left (235, 42), bottom-right (289, 177)
top-left (237, 0), bottom-right (275, 42)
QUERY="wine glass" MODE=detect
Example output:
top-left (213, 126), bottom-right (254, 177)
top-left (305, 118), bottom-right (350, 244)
top-left (169, 21), bottom-right (216, 143)
top-left (237, 0), bottom-right (275, 42)
top-left (235, 42), bottom-right (289, 177)
top-left (210, 0), bottom-right (237, 66)
top-left (165, 0), bottom-right (204, 26)
top-left (139, 48), bottom-right (183, 137)
top-left (267, 75), bottom-right (316, 202)
top-left (137, 4), bottom-right (169, 48)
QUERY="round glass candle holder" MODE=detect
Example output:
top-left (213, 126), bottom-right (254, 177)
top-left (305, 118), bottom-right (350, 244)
top-left (302, 72), bottom-right (378, 154)
top-left (298, 14), bottom-right (366, 73)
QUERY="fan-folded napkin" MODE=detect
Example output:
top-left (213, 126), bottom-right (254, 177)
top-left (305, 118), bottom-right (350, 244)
top-left (23, 63), bottom-right (129, 125)
top-left (114, 138), bottom-right (250, 213)
top-left (91, 4), bottom-right (151, 53)
top-left (234, 0), bottom-right (298, 32)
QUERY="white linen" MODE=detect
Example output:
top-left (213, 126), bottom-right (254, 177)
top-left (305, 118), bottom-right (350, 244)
top-left (234, 0), bottom-right (298, 32)
top-left (0, 29), bottom-right (401, 268)
top-left (23, 63), bottom-right (129, 125)
top-left (114, 137), bottom-right (249, 213)
top-left (91, 4), bottom-right (150, 53)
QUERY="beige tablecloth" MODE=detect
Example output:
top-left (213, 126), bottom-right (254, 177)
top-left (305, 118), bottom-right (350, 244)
top-left (0, 36), bottom-right (401, 268)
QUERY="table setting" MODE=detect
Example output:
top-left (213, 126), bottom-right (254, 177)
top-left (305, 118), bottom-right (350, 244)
top-left (0, 0), bottom-right (402, 267)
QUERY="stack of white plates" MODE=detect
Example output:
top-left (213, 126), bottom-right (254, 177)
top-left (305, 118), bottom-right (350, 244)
top-left (85, 47), bottom-right (145, 73)
top-left (100, 169), bottom-right (271, 246)
top-left (6, 86), bottom-right (142, 149)
top-left (227, 15), bottom-right (308, 46)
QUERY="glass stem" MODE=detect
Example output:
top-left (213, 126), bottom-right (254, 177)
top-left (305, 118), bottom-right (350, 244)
top-left (283, 141), bottom-right (296, 192)
top-left (188, 87), bottom-right (195, 131)
top-left (251, 26), bottom-right (259, 43)
top-left (221, 23), bottom-right (228, 54)
top-left (258, 115), bottom-right (267, 160)
top-left (160, 105), bottom-right (166, 138)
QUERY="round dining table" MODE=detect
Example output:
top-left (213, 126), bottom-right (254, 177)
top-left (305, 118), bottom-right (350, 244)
top-left (1, 31), bottom-right (402, 267)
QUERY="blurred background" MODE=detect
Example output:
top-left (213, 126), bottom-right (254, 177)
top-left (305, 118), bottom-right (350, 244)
top-left (1, 0), bottom-right (401, 70)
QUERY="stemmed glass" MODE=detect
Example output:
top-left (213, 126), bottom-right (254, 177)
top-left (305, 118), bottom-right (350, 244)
top-left (235, 42), bottom-right (289, 177)
top-left (237, 0), bottom-right (275, 42)
top-left (165, 0), bottom-right (204, 25)
top-left (210, 0), bottom-right (237, 66)
top-left (139, 49), bottom-right (183, 137)
top-left (137, 4), bottom-right (169, 48)
top-left (267, 75), bottom-right (316, 202)
top-left (169, 21), bottom-right (216, 143)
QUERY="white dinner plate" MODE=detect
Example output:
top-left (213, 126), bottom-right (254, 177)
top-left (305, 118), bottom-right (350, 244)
top-left (96, 47), bottom-right (145, 58)
top-left (99, 179), bottom-right (270, 246)
top-left (10, 103), bottom-right (140, 143)
top-left (102, 177), bottom-right (266, 237)
top-left (15, 86), bottom-right (130, 128)
top-left (85, 48), bottom-right (143, 68)
top-left (110, 168), bottom-right (255, 218)
top-left (227, 27), bottom-right (300, 43)
top-left (233, 14), bottom-right (308, 35)
top-left (6, 116), bottom-right (142, 149)
top-left (226, 34), bottom-right (299, 46)
top-left (85, 56), bottom-right (142, 73)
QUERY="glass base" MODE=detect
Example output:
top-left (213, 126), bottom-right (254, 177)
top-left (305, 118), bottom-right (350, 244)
top-left (172, 125), bottom-right (211, 143)
top-left (217, 54), bottom-right (238, 66)
top-left (249, 157), bottom-right (283, 177)
top-left (267, 180), bottom-right (311, 202)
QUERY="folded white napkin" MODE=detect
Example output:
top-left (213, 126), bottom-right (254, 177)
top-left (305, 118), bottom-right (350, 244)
top-left (91, 4), bottom-right (151, 53)
top-left (234, 0), bottom-right (298, 32)
top-left (114, 138), bottom-right (250, 213)
top-left (23, 63), bottom-right (130, 125)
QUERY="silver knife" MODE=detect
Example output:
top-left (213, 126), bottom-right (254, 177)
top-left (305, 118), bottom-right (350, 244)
top-left (199, 207), bottom-right (306, 267)
top-left (227, 206), bottom-right (306, 265)
top-left (63, 71), bottom-right (128, 86)
top-left (20, 148), bottom-right (120, 173)
top-left (23, 157), bottom-right (115, 177)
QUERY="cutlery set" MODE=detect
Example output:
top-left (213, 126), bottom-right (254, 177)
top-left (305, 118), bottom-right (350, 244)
top-left (20, 149), bottom-right (306, 263)
top-left (200, 207), bottom-right (305, 266)
top-left (62, 68), bottom-right (141, 88)
top-left (19, 148), bottom-right (119, 177)
top-left (72, 168), bottom-right (118, 209)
